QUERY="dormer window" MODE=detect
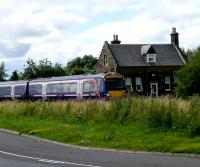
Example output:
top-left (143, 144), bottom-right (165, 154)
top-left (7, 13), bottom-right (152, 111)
top-left (147, 54), bottom-right (156, 63)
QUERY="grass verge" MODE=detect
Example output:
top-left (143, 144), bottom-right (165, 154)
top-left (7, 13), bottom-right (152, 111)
top-left (0, 97), bottom-right (200, 154)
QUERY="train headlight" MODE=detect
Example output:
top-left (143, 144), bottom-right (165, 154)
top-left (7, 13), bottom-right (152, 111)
top-left (106, 93), bottom-right (111, 97)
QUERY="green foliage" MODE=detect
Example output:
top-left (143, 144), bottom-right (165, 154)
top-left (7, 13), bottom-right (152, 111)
top-left (179, 47), bottom-right (194, 60)
top-left (176, 46), bottom-right (200, 96)
top-left (66, 55), bottom-right (98, 75)
top-left (36, 58), bottom-right (66, 78)
top-left (0, 97), bottom-right (200, 137)
top-left (15, 55), bottom-right (97, 79)
top-left (0, 62), bottom-right (7, 81)
top-left (10, 70), bottom-right (19, 81)
top-left (22, 58), bottom-right (66, 79)
top-left (22, 58), bottom-right (38, 79)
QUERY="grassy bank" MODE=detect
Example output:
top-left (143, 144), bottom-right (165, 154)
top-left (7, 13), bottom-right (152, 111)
top-left (0, 97), bottom-right (200, 153)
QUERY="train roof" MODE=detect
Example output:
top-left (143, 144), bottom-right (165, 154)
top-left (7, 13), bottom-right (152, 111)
top-left (0, 80), bottom-right (28, 86)
top-left (0, 72), bottom-right (123, 86)
top-left (30, 72), bottom-right (122, 83)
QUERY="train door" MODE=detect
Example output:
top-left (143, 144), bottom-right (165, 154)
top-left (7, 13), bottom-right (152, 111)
top-left (11, 85), bottom-right (14, 99)
top-left (79, 80), bottom-right (84, 99)
top-left (80, 79), bottom-right (98, 99)
top-left (42, 82), bottom-right (47, 100)
top-left (77, 80), bottom-right (82, 99)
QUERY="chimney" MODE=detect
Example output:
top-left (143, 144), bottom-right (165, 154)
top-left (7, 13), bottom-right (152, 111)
top-left (170, 27), bottom-right (179, 47)
top-left (111, 34), bottom-right (121, 44)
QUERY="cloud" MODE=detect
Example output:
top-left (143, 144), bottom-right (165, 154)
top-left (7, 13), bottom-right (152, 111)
top-left (0, 0), bottom-right (199, 75)
top-left (0, 41), bottom-right (30, 58)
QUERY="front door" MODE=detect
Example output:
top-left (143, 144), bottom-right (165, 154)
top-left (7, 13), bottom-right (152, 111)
top-left (150, 82), bottom-right (158, 97)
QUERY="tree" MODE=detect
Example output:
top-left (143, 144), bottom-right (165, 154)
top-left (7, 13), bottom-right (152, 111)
top-left (22, 58), bottom-right (38, 79)
top-left (10, 71), bottom-right (19, 81)
top-left (180, 47), bottom-right (194, 61)
top-left (22, 58), bottom-right (66, 79)
top-left (37, 58), bottom-right (65, 78)
top-left (21, 55), bottom-right (98, 79)
top-left (0, 62), bottom-right (7, 81)
top-left (66, 55), bottom-right (98, 75)
top-left (176, 46), bottom-right (200, 96)
top-left (53, 63), bottom-right (66, 76)
top-left (10, 70), bottom-right (19, 81)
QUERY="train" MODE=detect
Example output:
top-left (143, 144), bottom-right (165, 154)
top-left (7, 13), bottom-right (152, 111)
top-left (0, 72), bottom-right (126, 100)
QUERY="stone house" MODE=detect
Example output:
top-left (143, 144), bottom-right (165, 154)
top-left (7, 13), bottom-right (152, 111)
top-left (96, 28), bottom-right (186, 97)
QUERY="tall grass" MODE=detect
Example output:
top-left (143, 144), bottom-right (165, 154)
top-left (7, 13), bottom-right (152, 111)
top-left (0, 97), bottom-right (200, 136)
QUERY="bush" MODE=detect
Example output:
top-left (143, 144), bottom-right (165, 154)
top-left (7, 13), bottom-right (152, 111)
top-left (176, 46), bottom-right (200, 96)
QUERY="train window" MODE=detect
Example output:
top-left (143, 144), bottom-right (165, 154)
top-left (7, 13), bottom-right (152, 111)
top-left (83, 82), bottom-right (95, 93)
top-left (29, 84), bottom-right (42, 95)
top-left (0, 86), bottom-right (11, 96)
top-left (47, 83), bottom-right (61, 94)
top-left (14, 85), bottom-right (26, 95)
top-left (62, 83), bottom-right (77, 93)
top-left (70, 83), bottom-right (77, 93)
top-left (106, 78), bottom-right (125, 91)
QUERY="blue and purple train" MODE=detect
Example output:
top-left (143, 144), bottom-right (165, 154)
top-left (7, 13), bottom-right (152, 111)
top-left (0, 72), bottom-right (126, 100)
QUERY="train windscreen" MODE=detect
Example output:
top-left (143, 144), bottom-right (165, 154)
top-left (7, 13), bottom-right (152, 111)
top-left (106, 78), bottom-right (125, 91)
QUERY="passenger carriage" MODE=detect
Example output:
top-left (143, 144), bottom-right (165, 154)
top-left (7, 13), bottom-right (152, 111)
top-left (0, 72), bottom-right (126, 100)
top-left (0, 80), bottom-right (28, 100)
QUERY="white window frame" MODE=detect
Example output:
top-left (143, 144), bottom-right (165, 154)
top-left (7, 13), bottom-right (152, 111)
top-left (165, 76), bottom-right (171, 91)
top-left (147, 54), bottom-right (156, 63)
top-left (135, 77), bottom-right (143, 92)
top-left (125, 77), bottom-right (133, 91)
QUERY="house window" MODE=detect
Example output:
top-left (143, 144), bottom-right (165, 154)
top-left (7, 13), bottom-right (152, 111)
top-left (125, 77), bottom-right (133, 91)
top-left (135, 77), bottom-right (143, 92)
top-left (147, 54), bottom-right (156, 63)
top-left (165, 76), bottom-right (171, 91)
top-left (103, 55), bottom-right (107, 65)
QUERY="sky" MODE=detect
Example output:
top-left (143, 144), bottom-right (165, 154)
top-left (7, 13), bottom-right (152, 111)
top-left (0, 0), bottom-right (200, 75)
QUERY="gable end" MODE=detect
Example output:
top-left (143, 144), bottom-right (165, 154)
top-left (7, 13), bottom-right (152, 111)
top-left (96, 41), bottom-right (118, 73)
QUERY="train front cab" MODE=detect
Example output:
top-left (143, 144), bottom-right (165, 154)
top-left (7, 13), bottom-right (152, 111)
top-left (104, 74), bottom-right (126, 98)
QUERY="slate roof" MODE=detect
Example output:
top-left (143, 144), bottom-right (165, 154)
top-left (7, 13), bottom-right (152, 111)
top-left (109, 44), bottom-right (186, 67)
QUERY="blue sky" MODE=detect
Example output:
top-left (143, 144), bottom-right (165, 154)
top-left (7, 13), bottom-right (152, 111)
top-left (0, 0), bottom-right (200, 75)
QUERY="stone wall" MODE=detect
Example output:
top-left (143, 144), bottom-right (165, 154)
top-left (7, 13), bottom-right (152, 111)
top-left (96, 41), bottom-right (117, 73)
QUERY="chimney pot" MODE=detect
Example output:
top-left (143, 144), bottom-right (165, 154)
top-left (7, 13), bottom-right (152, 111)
top-left (111, 34), bottom-right (121, 44)
top-left (113, 34), bottom-right (116, 40)
top-left (171, 27), bottom-right (178, 34)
